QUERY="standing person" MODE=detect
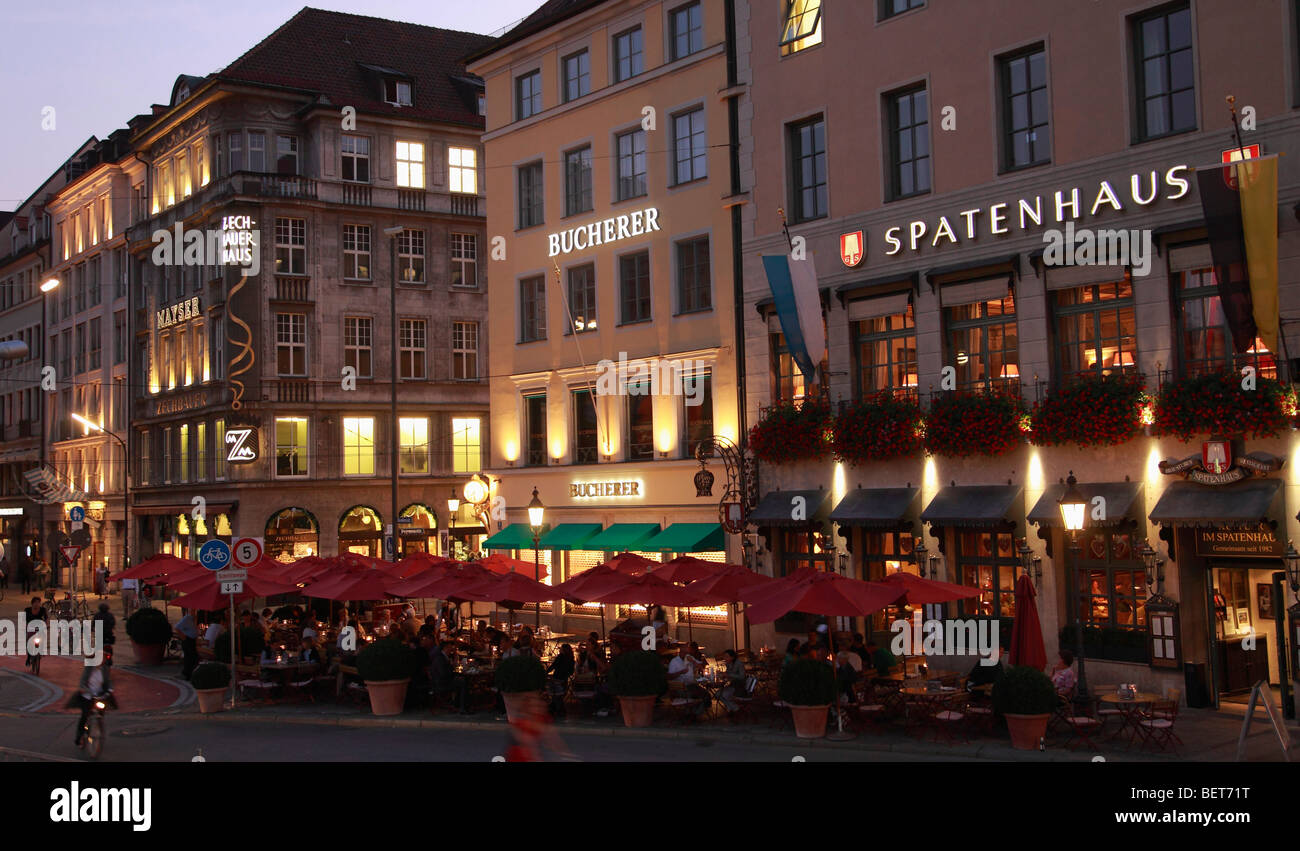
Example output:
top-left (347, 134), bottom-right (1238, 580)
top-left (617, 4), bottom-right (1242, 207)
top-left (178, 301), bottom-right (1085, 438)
top-left (36, 558), bottom-right (51, 590)
top-left (93, 603), bottom-right (116, 648)
top-left (546, 643), bottom-right (576, 718)
top-left (173, 609), bottom-right (199, 680)
top-left (19, 557), bottom-right (32, 594)
top-left (0, 554), bottom-right (9, 591)
top-left (93, 564), bottom-right (106, 599)
top-left (119, 576), bottom-right (138, 617)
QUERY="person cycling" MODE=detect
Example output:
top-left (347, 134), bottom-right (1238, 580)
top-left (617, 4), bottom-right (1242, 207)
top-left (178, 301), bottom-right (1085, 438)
top-left (24, 596), bottom-right (47, 672)
top-left (72, 646), bottom-right (115, 747)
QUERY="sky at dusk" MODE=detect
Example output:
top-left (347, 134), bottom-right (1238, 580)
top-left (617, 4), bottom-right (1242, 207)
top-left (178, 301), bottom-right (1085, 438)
top-left (0, 0), bottom-right (545, 207)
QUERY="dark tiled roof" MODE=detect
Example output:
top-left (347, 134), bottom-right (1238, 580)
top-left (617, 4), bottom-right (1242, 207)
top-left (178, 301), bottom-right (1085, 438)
top-left (218, 7), bottom-right (493, 128)
top-left (465, 0), bottom-right (609, 63)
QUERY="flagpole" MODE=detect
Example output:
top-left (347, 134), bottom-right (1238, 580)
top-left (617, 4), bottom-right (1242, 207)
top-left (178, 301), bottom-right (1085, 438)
top-left (777, 207), bottom-right (793, 252)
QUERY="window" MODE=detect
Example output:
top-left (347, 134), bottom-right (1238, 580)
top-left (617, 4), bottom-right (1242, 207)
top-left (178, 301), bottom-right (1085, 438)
top-left (450, 233), bottom-right (476, 287)
top-left (228, 132), bottom-right (244, 173)
top-left (562, 49), bottom-right (591, 102)
top-left (887, 85), bottom-right (930, 199)
top-left (619, 251), bottom-right (651, 324)
top-left (520, 275), bottom-right (546, 342)
top-left (162, 427), bottom-right (172, 483)
top-left (451, 417), bottom-right (481, 473)
top-left (613, 27), bottom-right (644, 82)
top-left (572, 389), bottom-right (598, 463)
top-left (274, 217), bottom-right (306, 275)
top-left (564, 147), bottom-right (593, 216)
top-left (384, 79), bottom-right (412, 106)
top-left (195, 422), bottom-right (206, 482)
top-left (344, 317), bottom-right (372, 379)
top-left (669, 2), bottom-right (704, 60)
top-left (780, 0), bottom-right (823, 55)
top-left (209, 318), bottom-right (224, 380)
top-left (879, 0), bottom-right (924, 20)
top-left (214, 419), bottom-right (226, 479)
top-left (567, 264), bottom-right (597, 333)
top-left (854, 303), bottom-right (917, 398)
top-left (518, 162), bottom-right (544, 228)
top-left (626, 380), bottom-right (654, 460)
top-left (946, 290), bottom-right (1018, 390)
top-left (448, 147), bottom-right (477, 194)
top-left (1053, 278), bottom-right (1137, 378)
top-left (248, 131), bottom-right (266, 172)
top-left (399, 417), bottom-right (429, 474)
top-left (276, 313), bottom-right (307, 376)
top-left (957, 530), bottom-right (1018, 620)
top-left (75, 323), bottom-right (85, 374)
top-left (398, 229), bottom-right (425, 283)
top-left (113, 310), bottom-right (126, 364)
top-left (88, 317), bottom-right (101, 371)
top-left (399, 319), bottom-right (426, 380)
top-left (772, 332), bottom-right (807, 404)
top-left (179, 424), bottom-right (189, 483)
top-left (676, 236), bottom-right (711, 313)
top-left (682, 371), bottom-right (713, 456)
top-left (342, 225), bottom-right (371, 280)
top-left (275, 417), bottom-right (308, 477)
top-left (516, 70), bottom-right (542, 120)
top-left (671, 107), bottom-right (707, 185)
top-left (616, 129), bottom-right (647, 200)
top-left (74, 263), bottom-right (86, 312)
top-left (1000, 46), bottom-right (1050, 170)
top-left (789, 116), bottom-right (827, 222)
top-left (276, 135), bottom-right (298, 175)
top-left (525, 393), bottom-right (547, 466)
top-left (1177, 267), bottom-right (1276, 378)
top-left (1077, 531), bottom-right (1149, 661)
top-left (452, 320), bottom-right (478, 380)
top-left (341, 135), bottom-right (370, 182)
top-left (342, 417), bottom-right (375, 476)
top-left (1133, 4), bottom-right (1195, 140)
top-left (395, 141), bottom-right (425, 188)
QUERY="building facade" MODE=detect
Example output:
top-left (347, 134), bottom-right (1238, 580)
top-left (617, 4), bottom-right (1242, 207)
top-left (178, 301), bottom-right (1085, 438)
top-left (468, 0), bottom-right (749, 646)
top-left (122, 9), bottom-right (494, 564)
top-left (739, 0), bottom-right (1300, 706)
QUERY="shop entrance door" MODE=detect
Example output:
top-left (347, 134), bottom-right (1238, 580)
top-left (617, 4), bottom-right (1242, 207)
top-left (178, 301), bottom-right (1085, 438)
top-left (1211, 564), bottom-right (1272, 695)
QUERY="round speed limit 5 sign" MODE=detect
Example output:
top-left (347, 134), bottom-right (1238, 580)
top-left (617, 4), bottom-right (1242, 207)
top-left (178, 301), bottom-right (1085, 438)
top-left (232, 537), bottom-right (264, 568)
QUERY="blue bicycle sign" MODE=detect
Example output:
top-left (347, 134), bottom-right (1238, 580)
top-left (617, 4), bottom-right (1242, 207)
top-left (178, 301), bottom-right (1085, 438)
top-left (198, 539), bottom-right (232, 571)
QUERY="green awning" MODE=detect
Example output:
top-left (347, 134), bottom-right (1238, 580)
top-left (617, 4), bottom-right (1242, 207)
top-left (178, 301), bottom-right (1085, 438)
top-left (582, 523), bottom-right (661, 551)
top-left (482, 523), bottom-right (548, 550)
top-left (644, 523), bottom-right (725, 553)
top-left (538, 523), bottom-right (603, 550)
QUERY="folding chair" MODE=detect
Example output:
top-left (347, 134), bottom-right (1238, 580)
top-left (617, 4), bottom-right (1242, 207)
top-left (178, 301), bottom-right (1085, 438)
top-left (929, 694), bottom-right (968, 745)
top-left (666, 681), bottom-right (706, 725)
top-left (1091, 684), bottom-right (1123, 731)
top-left (853, 681), bottom-right (888, 732)
top-left (235, 663), bottom-right (275, 703)
top-left (729, 676), bottom-right (760, 724)
top-left (284, 663), bottom-right (319, 704)
top-left (1135, 696), bottom-right (1182, 752)
top-left (568, 672), bottom-right (599, 716)
top-left (963, 688), bottom-right (996, 736)
top-left (1060, 707), bottom-right (1103, 751)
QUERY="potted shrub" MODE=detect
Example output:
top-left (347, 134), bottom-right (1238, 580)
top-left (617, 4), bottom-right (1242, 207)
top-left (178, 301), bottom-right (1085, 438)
top-left (778, 658), bottom-right (836, 739)
top-left (607, 650), bottom-right (667, 727)
top-left (494, 655), bottom-right (548, 722)
top-left (190, 662), bottom-right (231, 714)
top-left (992, 664), bottom-right (1058, 749)
top-left (125, 607), bottom-right (172, 666)
top-left (356, 637), bottom-right (415, 716)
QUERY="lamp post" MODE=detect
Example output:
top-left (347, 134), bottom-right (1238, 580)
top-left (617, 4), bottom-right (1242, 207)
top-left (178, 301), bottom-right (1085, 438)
top-left (383, 226), bottom-right (404, 562)
top-left (39, 277), bottom-right (60, 582)
top-left (446, 489), bottom-right (459, 559)
top-left (1017, 538), bottom-right (1042, 589)
top-left (1058, 471), bottom-right (1090, 709)
top-left (1283, 542), bottom-right (1299, 719)
top-left (1137, 539), bottom-right (1165, 594)
top-left (71, 413), bottom-right (129, 581)
top-left (527, 487), bottom-right (545, 629)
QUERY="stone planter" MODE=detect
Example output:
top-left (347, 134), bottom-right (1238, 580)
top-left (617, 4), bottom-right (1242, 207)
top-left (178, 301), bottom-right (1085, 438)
top-left (365, 678), bottom-right (410, 716)
top-left (132, 641), bottom-right (165, 666)
top-left (617, 695), bottom-right (656, 728)
top-left (195, 688), bottom-right (227, 714)
top-left (1004, 712), bottom-right (1051, 750)
top-left (790, 704), bottom-right (831, 739)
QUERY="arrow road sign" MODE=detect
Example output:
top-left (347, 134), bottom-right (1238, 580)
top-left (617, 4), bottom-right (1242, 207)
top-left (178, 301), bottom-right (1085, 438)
top-left (220, 580), bottom-right (244, 595)
top-left (198, 539), bottom-right (232, 571)
top-left (59, 545), bottom-right (82, 565)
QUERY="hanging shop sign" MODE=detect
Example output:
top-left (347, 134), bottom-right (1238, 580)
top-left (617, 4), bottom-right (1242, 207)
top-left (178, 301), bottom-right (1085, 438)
top-left (547, 207), bottom-right (661, 257)
top-left (1158, 442), bottom-right (1282, 486)
top-left (1194, 527), bottom-right (1285, 559)
top-left (569, 480), bottom-right (643, 499)
top-left (156, 295), bottom-right (201, 331)
top-left (225, 426), bottom-right (259, 464)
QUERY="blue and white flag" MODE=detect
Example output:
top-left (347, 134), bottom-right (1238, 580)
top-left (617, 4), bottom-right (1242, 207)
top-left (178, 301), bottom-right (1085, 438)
top-left (761, 252), bottom-right (825, 385)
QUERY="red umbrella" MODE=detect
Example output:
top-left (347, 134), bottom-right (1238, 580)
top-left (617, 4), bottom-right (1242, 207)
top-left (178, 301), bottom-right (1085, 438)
top-left (683, 565), bottom-right (773, 601)
top-left (416, 563), bottom-right (496, 600)
top-left (110, 553), bottom-right (198, 581)
top-left (881, 571), bottom-right (983, 604)
top-left (1008, 574), bottom-right (1047, 670)
top-left (742, 569), bottom-right (903, 624)
top-left (308, 570), bottom-right (395, 602)
top-left (654, 555), bottom-right (734, 584)
top-left (386, 551), bottom-right (451, 579)
top-left (603, 552), bottom-right (659, 575)
top-left (589, 572), bottom-right (726, 608)
top-left (457, 572), bottom-right (555, 605)
top-left (477, 552), bottom-right (549, 580)
top-left (170, 573), bottom-right (298, 611)
top-left (552, 565), bottom-right (632, 603)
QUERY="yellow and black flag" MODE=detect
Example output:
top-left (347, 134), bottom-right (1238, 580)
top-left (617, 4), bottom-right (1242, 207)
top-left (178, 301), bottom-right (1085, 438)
top-left (1196, 156), bottom-right (1279, 355)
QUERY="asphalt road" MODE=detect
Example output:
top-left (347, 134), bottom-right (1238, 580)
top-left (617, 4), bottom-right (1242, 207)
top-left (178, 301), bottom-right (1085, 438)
top-left (0, 713), bottom-right (974, 763)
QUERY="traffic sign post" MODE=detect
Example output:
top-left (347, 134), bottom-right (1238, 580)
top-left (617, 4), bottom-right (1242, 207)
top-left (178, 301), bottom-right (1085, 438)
top-left (231, 537), bottom-right (264, 568)
top-left (220, 580), bottom-right (244, 595)
top-left (199, 539), bottom-right (232, 572)
top-left (59, 545), bottom-right (82, 567)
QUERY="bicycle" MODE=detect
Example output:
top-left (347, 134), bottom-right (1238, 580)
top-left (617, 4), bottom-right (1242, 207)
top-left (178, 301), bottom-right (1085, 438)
top-left (70, 593), bottom-right (92, 620)
top-left (77, 690), bottom-right (114, 760)
top-left (25, 632), bottom-right (42, 676)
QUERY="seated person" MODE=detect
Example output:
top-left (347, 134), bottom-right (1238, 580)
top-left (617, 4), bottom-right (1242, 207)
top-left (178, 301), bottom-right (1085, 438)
top-left (719, 649), bottom-right (747, 712)
top-left (427, 637), bottom-right (470, 714)
top-left (667, 644), bottom-right (698, 684)
top-left (651, 607), bottom-right (670, 642)
top-left (848, 633), bottom-right (871, 665)
top-left (782, 638), bottom-right (801, 669)
top-left (835, 651), bottom-right (861, 704)
top-left (1050, 649), bottom-right (1077, 695)
top-left (300, 617), bottom-right (318, 641)
top-left (546, 643), bottom-right (576, 717)
top-left (299, 635), bottom-right (323, 666)
top-left (576, 639), bottom-right (609, 675)
top-left (966, 654), bottom-right (1005, 691)
top-left (866, 640), bottom-right (897, 676)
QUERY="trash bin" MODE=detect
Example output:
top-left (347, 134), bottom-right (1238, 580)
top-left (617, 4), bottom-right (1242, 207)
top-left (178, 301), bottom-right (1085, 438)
top-left (1184, 662), bottom-right (1212, 708)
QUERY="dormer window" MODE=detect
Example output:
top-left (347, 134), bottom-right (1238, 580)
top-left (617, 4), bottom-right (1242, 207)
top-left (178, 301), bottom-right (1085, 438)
top-left (384, 79), bottom-right (412, 106)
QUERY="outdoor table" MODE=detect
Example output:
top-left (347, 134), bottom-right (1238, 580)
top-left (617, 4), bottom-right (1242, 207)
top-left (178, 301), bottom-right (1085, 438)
top-left (259, 661), bottom-right (313, 696)
top-left (899, 686), bottom-right (961, 735)
top-left (1098, 692), bottom-right (1161, 744)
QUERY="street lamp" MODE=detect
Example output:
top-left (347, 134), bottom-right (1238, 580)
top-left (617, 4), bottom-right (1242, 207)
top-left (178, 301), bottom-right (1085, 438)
top-left (1058, 471), bottom-right (1090, 709)
top-left (1285, 541), bottom-right (1300, 594)
top-left (1137, 539), bottom-right (1165, 593)
top-left (1017, 538), bottom-right (1043, 588)
top-left (383, 226), bottom-right (404, 562)
top-left (527, 487), bottom-right (545, 628)
top-left (70, 413), bottom-right (129, 583)
top-left (447, 489), bottom-right (459, 527)
top-left (39, 278), bottom-right (60, 582)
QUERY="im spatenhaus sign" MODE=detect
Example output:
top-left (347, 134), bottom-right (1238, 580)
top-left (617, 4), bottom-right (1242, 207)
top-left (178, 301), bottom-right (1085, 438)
top-left (1158, 440), bottom-right (1282, 486)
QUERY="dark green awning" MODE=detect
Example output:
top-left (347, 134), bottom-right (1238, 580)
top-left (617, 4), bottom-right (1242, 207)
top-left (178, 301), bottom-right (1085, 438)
top-left (748, 489), bottom-right (833, 527)
top-left (1028, 482), bottom-right (1142, 528)
top-left (538, 523), bottom-right (603, 550)
top-left (830, 487), bottom-right (919, 529)
top-left (644, 523), bottom-right (725, 553)
top-left (582, 523), bottom-right (661, 551)
top-left (1150, 478), bottom-right (1282, 525)
top-left (921, 485), bottom-right (1022, 527)
top-left (482, 523), bottom-right (548, 550)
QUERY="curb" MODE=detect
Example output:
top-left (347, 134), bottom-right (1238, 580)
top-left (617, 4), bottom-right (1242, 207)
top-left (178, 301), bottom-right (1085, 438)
top-left (116, 664), bottom-right (196, 710)
top-left (0, 669), bottom-right (62, 712)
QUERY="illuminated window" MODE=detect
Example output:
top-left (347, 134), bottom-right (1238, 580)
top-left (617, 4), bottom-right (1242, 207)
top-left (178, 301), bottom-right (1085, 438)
top-left (957, 531), bottom-right (1018, 620)
top-left (1177, 266), bottom-right (1275, 378)
top-left (772, 332), bottom-right (806, 404)
top-left (945, 290), bottom-right (1018, 391)
top-left (1053, 278), bottom-right (1137, 379)
top-left (342, 417), bottom-right (375, 477)
top-left (396, 141), bottom-right (425, 188)
top-left (275, 417), bottom-right (308, 477)
top-left (853, 303), bottom-right (917, 397)
top-left (214, 419), bottom-right (226, 480)
top-left (448, 146), bottom-right (477, 194)
top-left (196, 422), bottom-right (207, 482)
top-left (451, 417), bottom-right (481, 473)
top-left (399, 417), bottom-right (428, 474)
top-left (179, 424), bottom-right (189, 483)
top-left (780, 0), bottom-right (823, 55)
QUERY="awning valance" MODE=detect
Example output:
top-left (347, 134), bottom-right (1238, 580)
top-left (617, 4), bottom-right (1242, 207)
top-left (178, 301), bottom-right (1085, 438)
top-left (830, 487), bottom-right (919, 529)
top-left (922, 485), bottom-right (1022, 527)
top-left (582, 523), bottom-right (661, 551)
top-left (1028, 482), bottom-right (1142, 528)
top-left (643, 523), bottom-right (725, 553)
top-left (538, 523), bottom-right (603, 550)
top-left (1149, 478), bottom-right (1282, 525)
top-left (132, 503), bottom-right (236, 516)
top-left (747, 489), bottom-right (833, 527)
top-left (482, 522), bottom-right (549, 550)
